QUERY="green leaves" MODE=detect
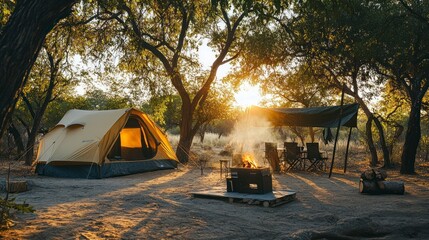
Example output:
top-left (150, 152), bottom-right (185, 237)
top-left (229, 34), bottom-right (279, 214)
top-left (0, 197), bottom-right (35, 230)
top-left (0, 0), bottom-right (15, 27)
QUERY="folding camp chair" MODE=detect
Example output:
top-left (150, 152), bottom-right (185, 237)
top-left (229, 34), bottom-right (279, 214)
top-left (284, 142), bottom-right (302, 171)
top-left (306, 142), bottom-right (328, 171)
top-left (265, 142), bottom-right (280, 172)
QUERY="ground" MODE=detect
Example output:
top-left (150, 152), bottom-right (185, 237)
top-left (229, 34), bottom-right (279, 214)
top-left (1, 159), bottom-right (429, 240)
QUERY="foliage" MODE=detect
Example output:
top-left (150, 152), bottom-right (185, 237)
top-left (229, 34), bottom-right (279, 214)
top-left (0, 196), bottom-right (34, 230)
top-left (141, 94), bottom-right (181, 130)
top-left (73, 0), bottom-right (286, 162)
top-left (0, 166), bottom-right (34, 230)
top-left (0, 0), bottom-right (14, 27)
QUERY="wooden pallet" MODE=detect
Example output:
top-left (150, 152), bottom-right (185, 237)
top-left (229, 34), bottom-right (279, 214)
top-left (191, 187), bottom-right (296, 207)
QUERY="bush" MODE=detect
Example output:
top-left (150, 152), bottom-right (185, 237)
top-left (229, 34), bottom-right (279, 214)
top-left (0, 165), bottom-right (35, 230)
top-left (0, 196), bottom-right (34, 230)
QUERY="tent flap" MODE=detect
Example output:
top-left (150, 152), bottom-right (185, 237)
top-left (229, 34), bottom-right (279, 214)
top-left (249, 103), bottom-right (359, 128)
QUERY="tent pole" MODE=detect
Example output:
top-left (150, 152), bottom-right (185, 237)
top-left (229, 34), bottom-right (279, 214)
top-left (329, 85), bottom-right (345, 178)
top-left (344, 127), bottom-right (353, 173)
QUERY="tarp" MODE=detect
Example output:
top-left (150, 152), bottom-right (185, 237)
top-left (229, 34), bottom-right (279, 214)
top-left (249, 103), bottom-right (359, 128)
top-left (35, 108), bottom-right (178, 178)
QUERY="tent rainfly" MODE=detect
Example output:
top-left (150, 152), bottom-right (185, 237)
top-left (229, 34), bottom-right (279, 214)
top-left (35, 108), bottom-right (178, 178)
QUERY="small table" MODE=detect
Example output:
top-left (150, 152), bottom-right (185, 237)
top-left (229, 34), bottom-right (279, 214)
top-left (219, 159), bottom-right (230, 178)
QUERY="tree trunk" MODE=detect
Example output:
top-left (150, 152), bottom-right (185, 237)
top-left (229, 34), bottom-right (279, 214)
top-left (199, 123), bottom-right (209, 143)
top-left (0, 0), bottom-right (76, 138)
top-left (341, 85), bottom-right (384, 167)
top-left (373, 117), bottom-right (391, 168)
top-left (388, 123), bottom-right (404, 164)
top-left (176, 135), bottom-right (193, 164)
top-left (23, 50), bottom-right (59, 165)
top-left (401, 98), bottom-right (422, 174)
top-left (25, 132), bottom-right (37, 165)
top-left (8, 123), bottom-right (25, 156)
top-left (25, 110), bottom-right (45, 165)
top-left (365, 117), bottom-right (379, 166)
top-left (176, 100), bottom-right (199, 163)
top-left (309, 127), bottom-right (315, 143)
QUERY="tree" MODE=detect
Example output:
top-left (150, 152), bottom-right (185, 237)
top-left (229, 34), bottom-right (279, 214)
top-left (0, 0), bottom-right (77, 138)
top-left (195, 83), bottom-right (235, 143)
top-left (377, 83), bottom-right (408, 163)
top-left (261, 63), bottom-right (336, 142)
top-left (93, 0), bottom-right (280, 163)
top-left (234, 0), bottom-right (391, 166)
top-left (373, 1), bottom-right (429, 173)
top-left (280, 0), bottom-right (395, 167)
top-left (11, 23), bottom-right (80, 165)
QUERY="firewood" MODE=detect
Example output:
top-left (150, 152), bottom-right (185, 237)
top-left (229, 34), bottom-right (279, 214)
top-left (360, 169), bottom-right (375, 180)
top-left (6, 180), bottom-right (28, 193)
top-left (360, 169), bottom-right (387, 181)
top-left (375, 170), bottom-right (387, 181)
top-left (381, 181), bottom-right (405, 194)
top-left (359, 179), bottom-right (404, 195)
top-left (359, 179), bottom-right (380, 194)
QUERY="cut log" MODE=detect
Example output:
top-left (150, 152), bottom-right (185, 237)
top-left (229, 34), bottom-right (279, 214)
top-left (378, 181), bottom-right (405, 195)
top-left (6, 180), bottom-right (28, 193)
top-left (360, 169), bottom-right (387, 181)
top-left (359, 179), bottom-right (381, 194)
top-left (375, 170), bottom-right (387, 181)
top-left (359, 179), bottom-right (405, 195)
top-left (361, 170), bottom-right (375, 181)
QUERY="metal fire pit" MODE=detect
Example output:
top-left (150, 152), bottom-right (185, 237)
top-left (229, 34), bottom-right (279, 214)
top-left (227, 167), bottom-right (272, 194)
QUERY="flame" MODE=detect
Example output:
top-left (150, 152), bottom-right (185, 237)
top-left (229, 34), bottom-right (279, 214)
top-left (242, 153), bottom-right (257, 168)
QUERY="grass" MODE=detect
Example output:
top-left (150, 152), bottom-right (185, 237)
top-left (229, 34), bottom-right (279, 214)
top-left (167, 131), bottom-right (429, 175)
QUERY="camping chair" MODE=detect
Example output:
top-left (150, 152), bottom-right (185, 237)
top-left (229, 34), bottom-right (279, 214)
top-left (306, 142), bottom-right (328, 171)
top-left (284, 142), bottom-right (302, 171)
top-left (265, 142), bottom-right (280, 172)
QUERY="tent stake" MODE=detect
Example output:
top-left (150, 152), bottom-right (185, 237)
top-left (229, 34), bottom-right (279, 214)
top-left (329, 85), bottom-right (345, 178)
top-left (344, 127), bottom-right (353, 173)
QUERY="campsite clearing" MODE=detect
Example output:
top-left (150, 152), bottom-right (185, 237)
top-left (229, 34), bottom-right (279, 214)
top-left (1, 162), bottom-right (429, 239)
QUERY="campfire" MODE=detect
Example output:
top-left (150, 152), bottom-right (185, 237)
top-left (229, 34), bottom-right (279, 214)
top-left (241, 153), bottom-right (257, 168)
top-left (228, 152), bottom-right (273, 194)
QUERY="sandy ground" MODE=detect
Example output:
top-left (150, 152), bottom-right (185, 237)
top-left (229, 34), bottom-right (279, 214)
top-left (1, 161), bottom-right (429, 240)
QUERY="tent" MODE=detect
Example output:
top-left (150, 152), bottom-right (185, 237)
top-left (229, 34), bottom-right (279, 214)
top-left (35, 108), bottom-right (178, 178)
top-left (249, 103), bottom-right (359, 176)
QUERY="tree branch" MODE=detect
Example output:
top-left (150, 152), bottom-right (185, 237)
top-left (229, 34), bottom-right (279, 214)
top-left (399, 0), bottom-right (429, 28)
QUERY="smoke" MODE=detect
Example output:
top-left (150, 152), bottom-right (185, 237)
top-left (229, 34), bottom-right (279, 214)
top-left (228, 114), bottom-right (281, 167)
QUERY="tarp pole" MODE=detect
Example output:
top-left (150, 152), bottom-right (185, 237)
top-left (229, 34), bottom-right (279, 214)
top-left (329, 85), bottom-right (345, 178)
top-left (344, 127), bottom-right (353, 173)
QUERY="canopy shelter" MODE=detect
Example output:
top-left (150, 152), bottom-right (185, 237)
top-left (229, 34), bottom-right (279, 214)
top-left (249, 103), bottom-right (359, 176)
top-left (35, 108), bottom-right (178, 178)
top-left (248, 103), bottom-right (359, 128)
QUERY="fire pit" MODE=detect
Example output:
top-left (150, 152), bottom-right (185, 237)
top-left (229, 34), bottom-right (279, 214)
top-left (227, 167), bottom-right (272, 194)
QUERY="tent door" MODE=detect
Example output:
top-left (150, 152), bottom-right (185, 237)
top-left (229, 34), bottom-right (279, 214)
top-left (107, 117), bottom-right (157, 161)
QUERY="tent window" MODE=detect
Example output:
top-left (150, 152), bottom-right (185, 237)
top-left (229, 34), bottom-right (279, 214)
top-left (108, 117), bottom-right (157, 161)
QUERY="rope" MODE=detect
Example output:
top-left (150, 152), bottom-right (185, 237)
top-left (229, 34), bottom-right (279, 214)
top-left (177, 143), bottom-right (200, 167)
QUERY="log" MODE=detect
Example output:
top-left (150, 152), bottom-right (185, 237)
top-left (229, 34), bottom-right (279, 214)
top-left (359, 179), bottom-right (380, 194)
top-left (360, 169), bottom-right (387, 181)
top-left (6, 180), bottom-right (28, 193)
top-left (359, 179), bottom-right (405, 195)
top-left (378, 181), bottom-right (405, 194)
top-left (360, 170), bottom-right (375, 181)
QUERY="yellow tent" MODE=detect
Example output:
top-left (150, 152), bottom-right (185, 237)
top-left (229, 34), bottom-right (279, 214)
top-left (35, 108), bottom-right (178, 178)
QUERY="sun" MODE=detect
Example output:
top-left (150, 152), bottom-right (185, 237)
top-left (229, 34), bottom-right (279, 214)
top-left (234, 83), bottom-right (263, 109)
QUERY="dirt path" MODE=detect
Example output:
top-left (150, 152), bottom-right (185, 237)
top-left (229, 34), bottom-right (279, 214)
top-left (1, 167), bottom-right (429, 239)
